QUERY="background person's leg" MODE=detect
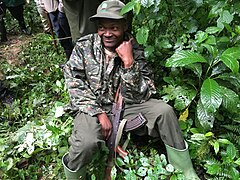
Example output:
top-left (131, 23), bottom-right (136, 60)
top-left (58, 11), bottom-right (73, 59)
top-left (35, 0), bottom-right (51, 33)
top-left (7, 4), bottom-right (30, 34)
top-left (62, 0), bottom-right (102, 43)
top-left (0, 1), bottom-right (7, 42)
top-left (0, 18), bottom-right (7, 42)
top-left (49, 11), bottom-right (73, 60)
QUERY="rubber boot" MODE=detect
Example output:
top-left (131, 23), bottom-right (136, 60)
top-left (165, 141), bottom-right (200, 180)
top-left (19, 21), bottom-right (31, 35)
top-left (62, 153), bottom-right (86, 180)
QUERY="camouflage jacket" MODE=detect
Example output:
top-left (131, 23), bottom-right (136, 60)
top-left (64, 33), bottom-right (156, 116)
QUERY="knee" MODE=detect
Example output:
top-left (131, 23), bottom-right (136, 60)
top-left (69, 134), bottom-right (99, 154)
top-left (67, 135), bottom-right (100, 171)
top-left (154, 101), bottom-right (175, 117)
top-left (81, 137), bottom-right (99, 153)
top-left (153, 102), bottom-right (179, 129)
top-left (161, 103), bottom-right (175, 115)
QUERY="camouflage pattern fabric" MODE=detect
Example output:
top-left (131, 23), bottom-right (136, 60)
top-left (64, 33), bottom-right (156, 116)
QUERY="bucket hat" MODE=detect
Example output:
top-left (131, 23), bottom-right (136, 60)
top-left (89, 0), bottom-right (127, 21)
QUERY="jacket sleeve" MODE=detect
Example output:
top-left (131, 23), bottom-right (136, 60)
top-left (119, 42), bottom-right (156, 104)
top-left (63, 45), bottom-right (104, 116)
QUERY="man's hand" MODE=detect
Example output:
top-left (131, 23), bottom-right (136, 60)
top-left (97, 112), bottom-right (112, 140)
top-left (116, 38), bottom-right (134, 69)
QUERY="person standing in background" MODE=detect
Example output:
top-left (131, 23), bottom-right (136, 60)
top-left (34, 0), bottom-right (51, 34)
top-left (62, 0), bottom-right (103, 44)
top-left (0, 1), bottom-right (7, 42)
top-left (42, 0), bottom-right (73, 60)
top-left (2, 0), bottom-right (31, 35)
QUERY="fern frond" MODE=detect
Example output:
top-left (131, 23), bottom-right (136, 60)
top-left (196, 141), bottom-right (211, 160)
top-left (221, 132), bottom-right (240, 147)
top-left (222, 124), bottom-right (240, 134)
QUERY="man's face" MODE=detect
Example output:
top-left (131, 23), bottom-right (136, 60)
top-left (97, 18), bottom-right (127, 52)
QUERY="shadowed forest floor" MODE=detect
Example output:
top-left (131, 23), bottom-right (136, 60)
top-left (0, 34), bottom-right (31, 66)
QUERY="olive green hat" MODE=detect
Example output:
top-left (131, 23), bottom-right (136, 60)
top-left (89, 0), bottom-right (127, 21)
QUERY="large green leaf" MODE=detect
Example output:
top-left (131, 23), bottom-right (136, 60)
top-left (217, 10), bottom-right (233, 29)
top-left (221, 47), bottom-right (240, 59)
top-left (220, 10), bottom-right (234, 24)
top-left (206, 163), bottom-right (220, 175)
top-left (200, 78), bottom-right (222, 113)
top-left (227, 144), bottom-right (236, 160)
top-left (220, 86), bottom-right (239, 114)
top-left (201, 44), bottom-right (218, 59)
top-left (174, 87), bottom-right (197, 111)
top-left (205, 26), bottom-right (222, 34)
top-left (186, 63), bottom-right (202, 78)
top-left (140, 0), bottom-right (155, 7)
top-left (144, 45), bottom-right (154, 58)
top-left (5, 158), bottom-right (14, 171)
top-left (217, 73), bottom-right (240, 90)
top-left (161, 85), bottom-right (197, 111)
top-left (213, 141), bottom-right (219, 154)
top-left (121, 1), bottom-right (136, 14)
top-left (165, 50), bottom-right (207, 67)
top-left (137, 167), bottom-right (147, 177)
top-left (229, 167), bottom-right (240, 180)
top-left (235, 158), bottom-right (240, 166)
top-left (219, 47), bottom-right (240, 73)
top-left (211, 63), bottom-right (228, 76)
top-left (205, 35), bottom-right (216, 45)
top-left (220, 54), bottom-right (239, 73)
top-left (197, 100), bottom-right (215, 129)
top-left (159, 40), bottom-right (172, 49)
top-left (196, 31), bottom-right (208, 43)
top-left (161, 85), bottom-right (178, 102)
top-left (136, 26), bottom-right (149, 45)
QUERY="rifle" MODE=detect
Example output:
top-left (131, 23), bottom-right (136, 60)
top-left (105, 87), bottom-right (147, 178)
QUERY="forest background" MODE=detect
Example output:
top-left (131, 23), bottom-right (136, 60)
top-left (0, 0), bottom-right (239, 179)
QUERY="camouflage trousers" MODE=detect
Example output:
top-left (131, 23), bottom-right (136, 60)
top-left (66, 99), bottom-right (185, 171)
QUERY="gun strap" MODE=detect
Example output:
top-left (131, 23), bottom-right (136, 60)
top-left (122, 133), bottom-right (131, 150)
top-left (115, 118), bottom-right (128, 151)
top-left (113, 84), bottom-right (124, 149)
top-left (114, 85), bottom-right (123, 107)
top-left (113, 84), bottom-right (127, 158)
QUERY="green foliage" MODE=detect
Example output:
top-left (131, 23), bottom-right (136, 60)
top-left (130, 0), bottom-right (240, 129)
top-left (221, 122), bottom-right (240, 152)
top-left (114, 148), bottom-right (184, 179)
top-left (1, 0), bottom-right (239, 179)
top-left (0, 33), bottom-right (69, 179)
top-left (4, 1), bottom-right (43, 34)
top-left (189, 130), bottom-right (240, 179)
top-left (124, 0), bottom-right (240, 179)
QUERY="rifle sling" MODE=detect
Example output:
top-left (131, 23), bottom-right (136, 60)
top-left (115, 118), bottom-right (128, 151)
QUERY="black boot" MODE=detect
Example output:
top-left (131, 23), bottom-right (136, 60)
top-left (19, 21), bottom-right (31, 35)
top-left (0, 18), bottom-right (7, 42)
top-left (0, 31), bottom-right (7, 42)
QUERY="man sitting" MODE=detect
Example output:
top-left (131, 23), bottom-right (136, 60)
top-left (62, 1), bottom-right (200, 179)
